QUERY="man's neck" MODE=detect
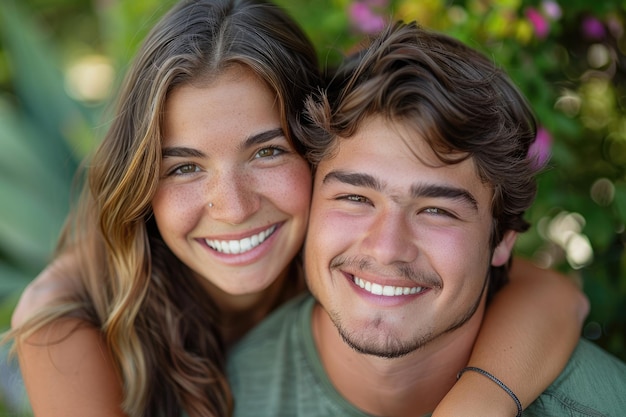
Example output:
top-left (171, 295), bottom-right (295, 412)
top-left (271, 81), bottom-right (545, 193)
top-left (311, 303), bottom-right (485, 417)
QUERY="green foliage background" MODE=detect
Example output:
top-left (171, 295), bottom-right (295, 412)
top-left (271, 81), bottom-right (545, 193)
top-left (1, 0), bottom-right (625, 414)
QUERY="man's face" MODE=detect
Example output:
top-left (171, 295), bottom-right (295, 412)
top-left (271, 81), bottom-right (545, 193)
top-left (304, 115), bottom-right (516, 357)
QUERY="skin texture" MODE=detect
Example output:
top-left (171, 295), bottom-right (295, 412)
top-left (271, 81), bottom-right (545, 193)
top-left (16, 309), bottom-right (125, 417)
top-left (153, 67), bottom-right (311, 317)
top-left (307, 116), bottom-right (515, 357)
top-left (306, 115), bottom-right (535, 417)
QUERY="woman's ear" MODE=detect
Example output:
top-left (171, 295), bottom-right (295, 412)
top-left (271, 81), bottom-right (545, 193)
top-left (491, 230), bottom-right (517, 267)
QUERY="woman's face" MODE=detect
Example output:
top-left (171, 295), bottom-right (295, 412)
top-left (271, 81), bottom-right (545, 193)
top-left (152, 66), bottom-right (311, 302)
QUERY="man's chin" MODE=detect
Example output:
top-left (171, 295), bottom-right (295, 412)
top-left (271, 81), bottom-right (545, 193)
top-left (336, 325), bottom-right (433, 359)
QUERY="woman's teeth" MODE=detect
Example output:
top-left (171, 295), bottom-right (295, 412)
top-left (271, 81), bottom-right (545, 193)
top-left (205, 225), bottom-right (277, 254)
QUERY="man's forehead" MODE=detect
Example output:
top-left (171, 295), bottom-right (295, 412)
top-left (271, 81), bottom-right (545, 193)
top-left (315, 115), bottom-right (492, 202)
top-left (323, 115), bottom-right (446, 168)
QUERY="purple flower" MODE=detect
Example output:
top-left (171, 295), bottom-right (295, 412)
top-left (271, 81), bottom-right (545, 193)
top-left (582, 16), bottom-right (606, 40)
top-left (529, 127), bottom-right (552, 169)
top-left (349, 1), bottom-right (386, 34)
top-left (526, 7), bottom-right (550, 39)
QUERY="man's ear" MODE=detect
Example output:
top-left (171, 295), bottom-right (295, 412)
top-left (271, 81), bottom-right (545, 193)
top-left (491, 230), bottom-right (517, 267)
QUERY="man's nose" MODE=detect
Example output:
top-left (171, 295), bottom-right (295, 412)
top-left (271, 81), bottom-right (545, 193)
top-left (361, 208), bottom-right (418, 265)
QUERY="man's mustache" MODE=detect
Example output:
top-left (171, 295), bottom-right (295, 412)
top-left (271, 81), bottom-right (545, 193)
top-left (330, 255), bottom-right (443, 289)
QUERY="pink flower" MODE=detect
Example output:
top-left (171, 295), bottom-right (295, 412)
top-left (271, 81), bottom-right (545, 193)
top-left (526, 7), bottom-right (550, 39)
top-left (349, 1), bottom-right (386, 34)
top-left (541, 1), bottom-right (562, 21)
top-left (364, 0), bottom-right (388, 7)
top-left (607, 15), bottom-right (624, 39)
top-left (529, 127), bottom-right (552, 169)
top-left (582, 17), bottom-right (606, 40)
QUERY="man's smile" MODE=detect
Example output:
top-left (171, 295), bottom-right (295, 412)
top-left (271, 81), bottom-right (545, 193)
top-left (352, 275), bottom-right (425, 296)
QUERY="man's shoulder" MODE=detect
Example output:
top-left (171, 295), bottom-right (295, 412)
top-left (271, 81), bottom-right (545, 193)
top-left (227, 292), bottom-right (314, 384)
top-left (227, 294), bottom-right (335, 417)
top-left (526, 339), bottom-right (626, 416)
top-left (227, 294), bottom-right (374, 417)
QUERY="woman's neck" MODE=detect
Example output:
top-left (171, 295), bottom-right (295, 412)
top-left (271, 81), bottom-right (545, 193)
top-left (201, 263), bottom-right (305, 347)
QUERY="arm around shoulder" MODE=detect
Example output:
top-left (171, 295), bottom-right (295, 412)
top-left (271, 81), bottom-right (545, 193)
top-left (432, 257), bottom-right (589, 417)
top-left (11, 252), bottom-right (82, 329)
top-left (10, 256), bottom-right (127, 417)
top-left (17, 318), bottom-right (126, 417)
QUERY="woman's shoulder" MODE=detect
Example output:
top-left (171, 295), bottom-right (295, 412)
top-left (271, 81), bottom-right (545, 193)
top-left (11, 251), bottom-right (83, 329)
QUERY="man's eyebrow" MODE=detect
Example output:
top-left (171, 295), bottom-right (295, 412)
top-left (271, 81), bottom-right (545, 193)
top-left (323, 170), bottom-right (383, 191)
top-left (410, 183), bottom-right (478, 211)
top-left (240, 128), bottom-right (286, 150)
top-left (323, 170), bottom-right (478, 211)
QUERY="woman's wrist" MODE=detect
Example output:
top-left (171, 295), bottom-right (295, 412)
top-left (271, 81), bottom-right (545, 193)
top-left (432, 368), bottom-right (520, 417)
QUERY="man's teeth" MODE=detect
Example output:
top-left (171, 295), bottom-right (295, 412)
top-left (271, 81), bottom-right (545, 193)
top-left (205, 225), bottom-right (276, 255)
top-left (354, 276), bottom-right (423, 296)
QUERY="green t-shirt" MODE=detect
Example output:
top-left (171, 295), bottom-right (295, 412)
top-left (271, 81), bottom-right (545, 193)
top-left (228, 294), bottom-right (626, 416)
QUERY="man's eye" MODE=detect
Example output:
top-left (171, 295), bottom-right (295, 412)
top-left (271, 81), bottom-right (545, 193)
top-left (422, 207), bottom-right (452, 217)
top-left (343, 194), bottom-right (370, 204)
top-left (255, 146), bottom-right (284, 158)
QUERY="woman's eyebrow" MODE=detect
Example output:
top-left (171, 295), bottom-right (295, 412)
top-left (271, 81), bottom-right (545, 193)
top-left (240, 128), bottom-right (285, 150)
top-left (161, 146), bottom-right (206, 158)
top-left (161, 128), bottom-right (284, 158)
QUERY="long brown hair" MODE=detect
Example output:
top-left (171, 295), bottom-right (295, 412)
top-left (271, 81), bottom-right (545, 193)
top-left (8, 1), bottom-right (321, 416)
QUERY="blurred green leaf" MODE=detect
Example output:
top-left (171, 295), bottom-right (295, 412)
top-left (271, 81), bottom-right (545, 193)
top-left (0, 3), bottom-right (83, 284)
top-left (0, 1), bottom-right (91, 170)
top-left (0, 263), bottom-right (30, 296)
top-left (614, 182), bottom-right (626, 221)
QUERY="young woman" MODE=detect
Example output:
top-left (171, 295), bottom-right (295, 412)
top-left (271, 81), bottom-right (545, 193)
top-left (6, 1), bottom-right (588, 417)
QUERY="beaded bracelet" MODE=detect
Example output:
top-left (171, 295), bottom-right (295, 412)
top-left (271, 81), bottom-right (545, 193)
top-left (457, 366), bottom-right (523, 417)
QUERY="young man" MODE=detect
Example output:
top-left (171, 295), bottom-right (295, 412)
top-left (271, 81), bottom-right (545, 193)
top-left (227, 21), bottom-right (626, 416)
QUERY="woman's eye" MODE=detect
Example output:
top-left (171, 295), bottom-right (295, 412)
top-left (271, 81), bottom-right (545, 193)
top-left (255, 146), bottom-right (284, 159)
top-left (171, 163), bottom-right (200, 175)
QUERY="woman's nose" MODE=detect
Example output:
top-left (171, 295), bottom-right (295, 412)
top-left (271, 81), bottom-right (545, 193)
top-left (207, 171), bottom-right (261, 224)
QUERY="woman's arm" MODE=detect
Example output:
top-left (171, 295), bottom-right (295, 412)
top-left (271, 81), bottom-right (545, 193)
top-left (432, 257), bottom-right (589, 417)
top-left (11, 257), bottom-right (127, 417)
top-left (17, 318), bottom-right (126, 417)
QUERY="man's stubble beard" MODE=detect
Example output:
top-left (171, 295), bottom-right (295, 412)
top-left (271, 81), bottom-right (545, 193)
top-left (326, 268), bottom-right (490, 359)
